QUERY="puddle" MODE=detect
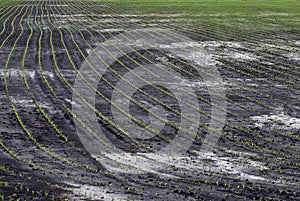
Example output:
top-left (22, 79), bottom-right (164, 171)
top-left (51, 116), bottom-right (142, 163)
top-left (98, 28), bottom-right (124, 33)
top-left (0, 69), bottom-right (55, 80)
top-left (99, 151), bottom-right (269, 182)
top-left (251, 112), bottom-right (300, 130)
top-left (10, 97), bottom-right (59, 114)
top-left (64, 182), bottom-right (128, 201)
top-left (231, 52), bottom-right (258, 60)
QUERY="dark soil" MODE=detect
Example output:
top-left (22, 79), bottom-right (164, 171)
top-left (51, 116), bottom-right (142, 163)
top-left (0, 1), bottom-right (299, 200)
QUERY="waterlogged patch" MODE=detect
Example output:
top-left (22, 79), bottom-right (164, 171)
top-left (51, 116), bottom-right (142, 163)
top-left (257, 40), bottom-right (299, 52)
top-left (195, 41), bottom-right (259, 61)
top-left (232, 52), bottom-right (258, 60)
top-left (102, 151), bottom-right (269, 181)
top-left (0, 69), bottom-right (36, 79)
top-left (11, 99), bottom-right (34, 106)
top-left (65, 99), bottom-right (78, 106)
top-left (10, 98), bottom-right (57, 112)
top-left (73, 28), bottom-right (227, 174)
top-left (251, 112), bottom-right (300, 130)
top-left (98, 28), bottom-right (124, 33)
top-left (98, 152), bottom-right (181, 178)
top-left (182, 80), bottom-right (226, 88)
top-left (64, 182), bottom-right (128, 201)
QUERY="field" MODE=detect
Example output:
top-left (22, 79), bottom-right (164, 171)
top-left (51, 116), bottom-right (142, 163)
top-left (0, 0), bottom-right (299, 200)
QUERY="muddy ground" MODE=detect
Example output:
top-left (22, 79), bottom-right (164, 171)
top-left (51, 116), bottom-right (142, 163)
top-left (0, 1), bottom-right (299, 200)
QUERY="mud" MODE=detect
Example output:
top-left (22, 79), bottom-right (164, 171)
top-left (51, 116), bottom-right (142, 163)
top-left (0, 1), bottom-right (299, 200)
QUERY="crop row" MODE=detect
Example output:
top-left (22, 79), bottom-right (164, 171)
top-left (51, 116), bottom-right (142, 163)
top-left (0, 0), bottom-right (299, 200)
